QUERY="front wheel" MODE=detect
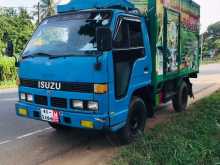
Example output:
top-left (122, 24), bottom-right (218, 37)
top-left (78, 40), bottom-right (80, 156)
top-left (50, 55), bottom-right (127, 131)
top-left (118, 97), bottom-right (147, 144)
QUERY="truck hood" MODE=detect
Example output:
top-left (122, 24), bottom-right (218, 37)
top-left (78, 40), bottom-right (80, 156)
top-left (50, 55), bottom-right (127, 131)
top-left (19, 55), bottom-right (108, 83)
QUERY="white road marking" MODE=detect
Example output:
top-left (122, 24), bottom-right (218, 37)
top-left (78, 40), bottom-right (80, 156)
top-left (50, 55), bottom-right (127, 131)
top-left (0, 127), bottom-right (52, 146)
top-left (0, 98), bottom-right (18, 102)
top-left (0, 140), bottom-right (12, 145)
top-left (0, 88), bottom-right (17, 94)
top-left (16, 127), bottom-right (52, 140)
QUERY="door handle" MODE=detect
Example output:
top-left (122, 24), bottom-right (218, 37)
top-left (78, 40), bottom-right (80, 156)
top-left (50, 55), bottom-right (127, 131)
top-left (144, 67), bottom-right (149, 74)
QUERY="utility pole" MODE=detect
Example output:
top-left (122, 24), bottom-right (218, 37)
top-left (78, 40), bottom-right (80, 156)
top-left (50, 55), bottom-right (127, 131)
top-left (37, 2), bottom-right (40, 24)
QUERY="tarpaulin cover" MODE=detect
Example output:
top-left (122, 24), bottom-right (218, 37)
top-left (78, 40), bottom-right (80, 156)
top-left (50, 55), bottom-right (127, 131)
top-left (57, 0), bottom-right (135, 13)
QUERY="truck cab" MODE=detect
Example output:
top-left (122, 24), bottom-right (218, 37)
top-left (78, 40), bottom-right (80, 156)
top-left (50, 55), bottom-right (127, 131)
top-left (15, 5), bottom-right (152, 142)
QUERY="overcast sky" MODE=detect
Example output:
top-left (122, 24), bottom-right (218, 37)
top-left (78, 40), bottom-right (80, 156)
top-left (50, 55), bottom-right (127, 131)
top-left (0, 0), bottom-right (220, 32)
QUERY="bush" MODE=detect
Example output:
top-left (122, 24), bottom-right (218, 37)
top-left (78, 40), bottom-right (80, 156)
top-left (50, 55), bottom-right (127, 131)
top-left (0, 56), bottom-right (17, 81)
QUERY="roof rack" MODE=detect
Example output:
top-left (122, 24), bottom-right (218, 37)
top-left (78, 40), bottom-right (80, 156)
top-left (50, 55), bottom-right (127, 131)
top-left (57, 0), bottom-right (135, 13)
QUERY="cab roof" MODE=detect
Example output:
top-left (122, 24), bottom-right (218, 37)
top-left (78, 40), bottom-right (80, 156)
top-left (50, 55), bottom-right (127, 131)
top-left (57, 0), bottom-right (135, 13)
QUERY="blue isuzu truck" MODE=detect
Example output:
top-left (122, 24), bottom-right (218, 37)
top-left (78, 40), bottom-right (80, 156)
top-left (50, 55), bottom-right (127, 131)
top-left (5, 0), bottom-right (200, 143)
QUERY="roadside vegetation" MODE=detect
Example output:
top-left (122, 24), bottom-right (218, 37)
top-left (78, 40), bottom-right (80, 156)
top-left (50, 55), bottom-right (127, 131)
top-left (113, 91), bottom-right (220, 165)
top-left (0, 0), bottom-right (56, 89)
top-left (0, 80), bottom-right (16, 89)
top-left (202, 56), bottom-right (220, 65)
top-left (0, 8), bottom-right (34, 88)
top-left (202, 21), bottom-right (220, 64)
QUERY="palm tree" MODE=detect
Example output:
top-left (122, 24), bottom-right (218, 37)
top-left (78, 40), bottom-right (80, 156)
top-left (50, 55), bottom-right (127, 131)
top-left (33, 0), bottom-right (56, 23)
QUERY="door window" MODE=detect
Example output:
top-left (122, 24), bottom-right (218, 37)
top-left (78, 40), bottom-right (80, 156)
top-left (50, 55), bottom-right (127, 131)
top-left (113, 17), bottom-right (145, 99)
top-left (129, 21), bottom-right (144, 48)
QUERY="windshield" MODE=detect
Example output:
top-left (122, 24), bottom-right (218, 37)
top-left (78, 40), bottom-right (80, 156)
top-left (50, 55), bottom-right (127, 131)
top-left (23, 11), bottom-right (112, 57)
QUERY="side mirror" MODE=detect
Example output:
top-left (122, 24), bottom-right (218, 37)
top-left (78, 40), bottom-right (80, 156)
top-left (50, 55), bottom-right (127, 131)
top-left (5, 40), bottom-right (14, 57)
top-left (96, 27), bottom-right (112, 52)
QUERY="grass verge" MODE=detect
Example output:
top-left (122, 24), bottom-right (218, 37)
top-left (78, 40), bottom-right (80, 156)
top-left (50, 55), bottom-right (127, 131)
top-left (113, 91), bottom-right (220, 165)
top-left (202, 57), bottom-right (220, 65)
top-left (0, 80), bottom-right (17, 89)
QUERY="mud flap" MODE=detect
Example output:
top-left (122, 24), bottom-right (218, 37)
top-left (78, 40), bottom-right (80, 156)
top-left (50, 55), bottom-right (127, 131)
top-left (185, 79), bottom-right (194, 99)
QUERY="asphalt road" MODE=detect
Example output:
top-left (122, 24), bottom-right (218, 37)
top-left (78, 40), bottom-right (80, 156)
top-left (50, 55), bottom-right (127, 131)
top-left (0, 90), bottom-right (47, 142)
top-left (0, 63), bottom-right (219, 165)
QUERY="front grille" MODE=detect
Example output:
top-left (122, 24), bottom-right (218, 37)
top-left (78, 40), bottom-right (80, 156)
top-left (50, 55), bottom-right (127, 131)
top-left (63, 82), bottom-right (94, 93)
top-left (51, 97), bottom-right (67, 108)
top-left (20, 79), bottom-right (94, 93)
top-left (34, 95), bottom-right (48, 106)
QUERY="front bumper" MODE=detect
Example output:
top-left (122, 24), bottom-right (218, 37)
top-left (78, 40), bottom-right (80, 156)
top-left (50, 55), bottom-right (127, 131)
top-left (16, 102), bottom-right (110, 130)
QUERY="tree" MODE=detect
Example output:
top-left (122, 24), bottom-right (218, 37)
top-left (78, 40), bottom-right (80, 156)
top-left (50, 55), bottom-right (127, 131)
top-left (202, 21), bottom-right (220, 58)
top-left (0, 8), bottom-right (35, 56)
top-left (19, 8), bottom-right (32, 20)
top-left (33, 0), bottom-right (56, 23)
top-left (207, 21), bottom-right (220, 36)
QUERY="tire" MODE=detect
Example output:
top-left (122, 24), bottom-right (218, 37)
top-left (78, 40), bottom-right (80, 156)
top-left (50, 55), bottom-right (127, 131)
top-left (172, 81), bottom-right (189, 112)
top-left (48, 122), bottom-right (69, 131)
top-left (118, 97), bottom-right (147, 144)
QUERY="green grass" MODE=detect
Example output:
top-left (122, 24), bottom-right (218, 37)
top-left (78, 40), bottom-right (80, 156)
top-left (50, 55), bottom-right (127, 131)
top-left (202, 56), bottom-right (220, 65)
top-left (113, 92), bottom-right (220, 165)
top-left (0, 80), bottom-right (17, 89)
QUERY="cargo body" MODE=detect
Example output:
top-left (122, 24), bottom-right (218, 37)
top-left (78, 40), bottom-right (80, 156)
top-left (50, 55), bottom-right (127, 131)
top-left (14, 0), bottom-right (200, 143)
top-left (131, 0), bottom-right (200, 104)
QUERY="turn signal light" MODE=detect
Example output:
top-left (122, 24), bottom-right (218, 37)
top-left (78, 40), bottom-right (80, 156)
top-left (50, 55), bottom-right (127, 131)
top-left (81, 120), bottom-right (94, 129)
top-left (94, 84), bottom-right (108, 94)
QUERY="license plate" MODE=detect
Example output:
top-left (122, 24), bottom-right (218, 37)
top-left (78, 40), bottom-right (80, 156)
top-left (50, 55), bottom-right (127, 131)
top-left (40, 109), bottom-right (59, 123)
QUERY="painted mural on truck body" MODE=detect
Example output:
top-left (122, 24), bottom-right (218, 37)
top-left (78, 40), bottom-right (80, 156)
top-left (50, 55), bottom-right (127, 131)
top-left (156, 0), bottom-right (200, 79)
top-left (131, 0), bottom-right (200, 84)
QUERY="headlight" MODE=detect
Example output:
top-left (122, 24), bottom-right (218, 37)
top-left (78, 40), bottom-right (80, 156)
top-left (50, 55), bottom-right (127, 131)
top-left (87, 101), bottom-right (98, 111)
top-left (27, 94), bottom-right (33, 102)
top-left (20, 93), bottom-right (26, 100)
top-left (72, 100), bottom-right (83, 109)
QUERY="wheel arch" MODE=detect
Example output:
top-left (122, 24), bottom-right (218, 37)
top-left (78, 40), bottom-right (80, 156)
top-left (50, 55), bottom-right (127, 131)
top-left (176, 77), bottom-right (193, 98)
top-left (130, 85), bottom-right (154, 117)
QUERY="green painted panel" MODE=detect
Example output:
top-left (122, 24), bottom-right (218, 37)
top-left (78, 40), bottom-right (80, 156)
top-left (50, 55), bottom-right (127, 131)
top-left (128, 0), bottom-right (200, 100)
top-left (130, 0), bottom-right (148, 14)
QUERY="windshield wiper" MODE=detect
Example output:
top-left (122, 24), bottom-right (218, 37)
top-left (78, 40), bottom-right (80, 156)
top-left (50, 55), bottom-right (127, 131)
top-left (48, 51), bottom-right (100, 59)
top-left (22, 52), bottom-right (53, 59)
top-left (48, 54), bottom-right (78, 59)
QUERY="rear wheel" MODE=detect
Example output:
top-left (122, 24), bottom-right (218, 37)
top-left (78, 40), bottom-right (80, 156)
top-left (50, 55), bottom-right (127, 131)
top-left (118, 97), bottom-right (147, 144)
top-left (172, 81), bottom-right (189, 112)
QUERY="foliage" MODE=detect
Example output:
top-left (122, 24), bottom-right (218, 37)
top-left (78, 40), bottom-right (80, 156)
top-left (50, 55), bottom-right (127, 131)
top-left (207, 21), bottom-right (220, 35)
top-left (0, 8), bottom-right (34, 83)
top-left (33, 0), bottom-right (56, 23)
top-left (113, 91), bottom-right (220, 165)
top-left (0, 8), bottom-right (35, 56)
top-left (0, 56), bottom-right (17, 81)
top-left (0, 80), bottom-right (16, 89)
top-left (203, 21), bottom-right (220, 58)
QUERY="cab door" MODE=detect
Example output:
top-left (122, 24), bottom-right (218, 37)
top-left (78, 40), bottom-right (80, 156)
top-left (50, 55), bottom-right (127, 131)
top-left (108, 16), bottom-right (151, 130)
